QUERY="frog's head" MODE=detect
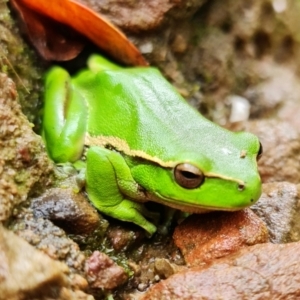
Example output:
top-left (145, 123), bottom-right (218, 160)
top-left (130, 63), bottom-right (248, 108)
top-left (131, 130), bottom-right (262, 213)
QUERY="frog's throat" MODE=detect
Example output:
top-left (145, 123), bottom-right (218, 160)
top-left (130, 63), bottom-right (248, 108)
top-left (85, 134), bottom-right (245, 186)
top-left (147, 191), bottom-right (243, 213)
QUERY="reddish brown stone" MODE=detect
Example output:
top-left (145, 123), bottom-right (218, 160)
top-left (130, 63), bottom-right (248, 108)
top-left (85, 251), bottom-right (128, 289)
top-left (140, 242), bottom-right (300, 300)
top-left (173, 209), bottom-right (268, 266)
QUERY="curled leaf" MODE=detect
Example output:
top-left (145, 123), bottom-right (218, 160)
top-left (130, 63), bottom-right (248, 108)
top-left (11, 0), bottom-right (148, 66)
top-left (11, 0), bottom-right (85, 61)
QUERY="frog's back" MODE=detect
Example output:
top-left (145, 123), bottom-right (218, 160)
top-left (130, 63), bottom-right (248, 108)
top-left (76, 68), bottom-right (217, 163)
top-left (74, 67), bottom-right (259, 175)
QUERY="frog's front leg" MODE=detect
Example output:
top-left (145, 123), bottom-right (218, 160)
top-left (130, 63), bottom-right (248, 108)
top-left (86, 146), bottom-right (158, 236)
top-left (42, 67), bottom-right (88, 163)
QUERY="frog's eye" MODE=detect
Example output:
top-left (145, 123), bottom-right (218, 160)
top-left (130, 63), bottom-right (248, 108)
top-left (257, 142), bottom-right (263, 161)
top-left (174, 163), bottom-right (204, 189)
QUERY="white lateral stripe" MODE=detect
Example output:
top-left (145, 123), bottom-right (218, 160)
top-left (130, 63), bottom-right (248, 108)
top-left (85, 134), bottom-right (176, 167)
top-left (85, 134), bottom-right (244, 184)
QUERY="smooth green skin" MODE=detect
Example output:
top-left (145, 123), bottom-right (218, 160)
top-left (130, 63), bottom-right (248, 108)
top-left (42, 54), bottom-right (262, 236)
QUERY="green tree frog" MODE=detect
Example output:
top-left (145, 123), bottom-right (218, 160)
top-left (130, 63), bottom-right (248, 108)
top-left (42, 54), bottom-right (262, 236)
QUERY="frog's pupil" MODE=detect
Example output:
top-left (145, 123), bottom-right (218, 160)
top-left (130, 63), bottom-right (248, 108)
top-left (181, 171), bottom-right (199, 179)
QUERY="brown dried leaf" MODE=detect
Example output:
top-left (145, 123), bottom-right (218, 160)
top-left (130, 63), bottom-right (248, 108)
top-left (11, 0), bottom-right (148, 66)
top-left (11, 0), bottom-right (85, 61)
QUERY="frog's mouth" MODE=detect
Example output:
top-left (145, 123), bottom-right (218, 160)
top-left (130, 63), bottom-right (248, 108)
top-left (147, 191), bottom-right (246, 214)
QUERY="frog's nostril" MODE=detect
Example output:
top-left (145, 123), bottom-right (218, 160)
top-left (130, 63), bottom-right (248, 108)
top-left (237, 183), bottom-right (245, 191)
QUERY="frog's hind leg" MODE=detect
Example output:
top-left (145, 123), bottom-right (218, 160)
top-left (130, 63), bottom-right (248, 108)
top-left (43, 67), bottom-right (87, 162)
top-left (85, 146), bottom-right (157, 236)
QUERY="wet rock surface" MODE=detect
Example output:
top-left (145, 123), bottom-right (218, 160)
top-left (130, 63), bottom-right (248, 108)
top-left (173, 209), bottom-right (268, 266)
top-left (139, 242), bottom-right (300, 300)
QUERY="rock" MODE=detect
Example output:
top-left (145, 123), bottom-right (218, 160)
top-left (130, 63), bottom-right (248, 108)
top-left (12, 211), bottom-right (87, 274)
top-left (82, 0), bottom-right (206, 32)
top-left (154, 258), bottom-right (185, 279)
top-left (0, 224), bottom-right (69, 299)
top-left (31, 188), bottom-right (101, 234)
top-left (252, 182), bottom-right (300, 243)
top-left (139, 242), bottom-right (300, 300)
top-left (245, 120), bottom-right (300, 183)
top-left (173, 209), bottom-right (268, 266)
top-left (170, 33), bottom-right (188, 54)
top-left (0, 73), bottom-right (53, 222)
top-left (106, 224), bottom-right (144, 252)
top-left (85, 251), bottom-right (128, 289)
top-left (0, 2), bottom-right (44, 123)
top-left (58, 288), bottom-right (95, 300)
top-left (227, 95), bottom-right (250, 123)
top-left (120, 233), bottom-right (185, 295)
top-left (244, 62), bottom-right (300, 119)
top-left (127, 258), bottom-right (186, 296)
